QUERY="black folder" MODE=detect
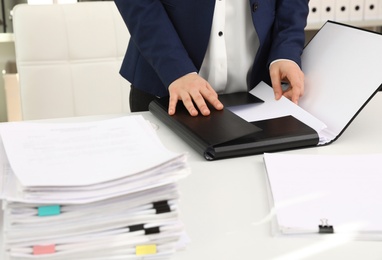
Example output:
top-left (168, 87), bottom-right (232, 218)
top-left (149, 21), bottom-right (382, 160)
top-left (149, 94), bottom-right (319, 160)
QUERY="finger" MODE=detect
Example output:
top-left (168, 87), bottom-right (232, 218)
top-left (191, 93), bottom-right (210, 116)
top-left (270, 72), bottom-right (283, 100)
top-left (283, 84), bottom-right (302, 104)
top-left (168, 95), bottom-right (179, 115)
top-left (180, 93), bottom-right (199, 117)
top-left (283, 88), bottom-right (293, 100)
top-left (201, 85), bottom-right (224, 111)
top-left (291, 88), bottom-right (302, 104)
top-left (289, 77), bottom-right (304, 104)
top-left (207, 96), bottom-right (224, 111)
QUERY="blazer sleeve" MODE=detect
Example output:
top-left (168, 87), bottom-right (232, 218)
top-left (114, 0), bottom-right (198, 87)
top-left (267, 0), bottom-right (309, 67)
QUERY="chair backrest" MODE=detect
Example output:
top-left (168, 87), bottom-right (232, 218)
top-left (12, 2), bottom-right (130, 120)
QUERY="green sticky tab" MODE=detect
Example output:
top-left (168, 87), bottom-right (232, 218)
top-left (38, 205), bottom-right (61, 216)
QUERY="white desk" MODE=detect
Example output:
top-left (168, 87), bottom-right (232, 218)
top-left (1, 93), bottom-right (382, 259)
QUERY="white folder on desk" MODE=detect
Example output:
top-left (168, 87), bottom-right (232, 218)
top-left (349, 0), bottom-right (365, 21)
top-left (336, 0), bottom-right (351, 21)
top-left (264, 153), bottom-right (382, 240)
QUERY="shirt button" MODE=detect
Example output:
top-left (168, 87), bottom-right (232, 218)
top-left (253, 2), bottom-right (258, 12)
top-left (218, 31), bottom-right (223, 36)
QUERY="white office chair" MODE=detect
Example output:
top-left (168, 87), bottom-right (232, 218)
top-left (12, 2), bottom-right (131, 120)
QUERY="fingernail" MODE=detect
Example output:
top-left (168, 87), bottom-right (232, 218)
top-left (191, 109), bottom-right (198, 116)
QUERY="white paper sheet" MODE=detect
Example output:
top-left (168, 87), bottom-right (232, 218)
top-left (227, 82), bottom-right (327, 136)
top-left (0, 116), bottom-right (183, 187)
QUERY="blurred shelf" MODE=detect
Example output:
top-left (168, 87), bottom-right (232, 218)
top-left (306, 19), bottom-right (382, 30)
top-left (0, 33), bottom-right (14, 43)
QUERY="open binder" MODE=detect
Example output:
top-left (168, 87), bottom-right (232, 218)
top-left (149, 21), bottom-right (382, 160)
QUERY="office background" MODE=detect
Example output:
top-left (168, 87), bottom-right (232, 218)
top-left (0, 0), bottom-right (382, 122)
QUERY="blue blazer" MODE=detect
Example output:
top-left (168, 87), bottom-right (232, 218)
top-left (114, 0), bottom-right (309, 97)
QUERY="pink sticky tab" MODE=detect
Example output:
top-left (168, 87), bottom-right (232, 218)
top-left (33, 244), bottom-right (56, 255)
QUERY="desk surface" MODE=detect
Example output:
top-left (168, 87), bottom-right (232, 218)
top-left (1, 93), bottom-right (382, 259)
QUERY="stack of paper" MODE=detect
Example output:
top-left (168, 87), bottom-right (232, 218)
top-left (263, 153), bottom-right (382, 240)
top-left (0, 115), bottom-right (190, 259)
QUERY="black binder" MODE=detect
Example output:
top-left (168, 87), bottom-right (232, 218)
top-left (149, 94), bottom-right (319, 160)
top-left (149, 21), bottom-right (382, 160)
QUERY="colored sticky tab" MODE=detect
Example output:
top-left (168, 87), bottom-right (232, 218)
top-left (33, 244), bottom-right (56, 255)
top-left (38, 205), bottom-right (61, 216)
top-left (136, 244), bottom-right (157, 256)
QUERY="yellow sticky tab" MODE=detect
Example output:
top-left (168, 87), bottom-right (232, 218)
top-left (136, 244), bottom-right (157, 256)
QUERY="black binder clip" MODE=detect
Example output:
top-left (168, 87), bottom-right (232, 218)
top-left (319, 218), bottom-right (334, 234)
top-left (153, 200), bottom-right (171, 214)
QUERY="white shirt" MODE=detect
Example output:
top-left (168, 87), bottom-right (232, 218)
top-left (199, 0), bottom-right (259, 94)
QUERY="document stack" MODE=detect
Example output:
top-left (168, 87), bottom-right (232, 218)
top-left (0, 115), bottom-right (190, 260)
